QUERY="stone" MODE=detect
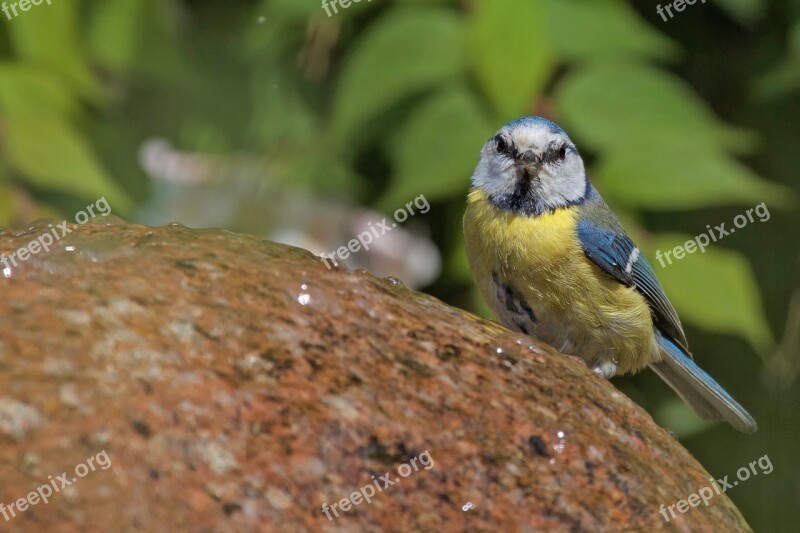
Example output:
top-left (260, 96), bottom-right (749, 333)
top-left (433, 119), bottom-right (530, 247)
top-left (0, 218), bottom-right (750, 531)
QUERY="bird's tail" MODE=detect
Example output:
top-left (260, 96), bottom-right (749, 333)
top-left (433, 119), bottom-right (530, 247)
top-left (649, 334), bottom-right (757, 433)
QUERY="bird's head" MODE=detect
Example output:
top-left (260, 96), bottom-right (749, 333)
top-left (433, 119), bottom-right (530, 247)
top-left (470, 117), bottom-right (588, 216)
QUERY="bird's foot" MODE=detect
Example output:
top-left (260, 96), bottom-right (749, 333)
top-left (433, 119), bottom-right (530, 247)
top-left (592, 360), bottom-right (618, 379)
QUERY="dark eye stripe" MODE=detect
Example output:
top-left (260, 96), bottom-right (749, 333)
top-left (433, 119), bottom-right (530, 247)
top-left (544, 143), bottom-right (570, 163)
top-left (494, 135), bottom-right (510, 154)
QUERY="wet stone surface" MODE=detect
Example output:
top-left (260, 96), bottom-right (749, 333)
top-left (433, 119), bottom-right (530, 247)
top-left (0, 219), bottom-right (749, 532)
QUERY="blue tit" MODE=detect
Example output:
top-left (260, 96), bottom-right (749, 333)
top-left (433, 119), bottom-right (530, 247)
top-left (463, 116), bottom-right (757, 433)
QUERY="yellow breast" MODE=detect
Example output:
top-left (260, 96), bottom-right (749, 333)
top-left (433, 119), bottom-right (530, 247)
top-left (463, 189), bottom-right (585, 301)
top-left (463, 189), bottom-right (656, 374)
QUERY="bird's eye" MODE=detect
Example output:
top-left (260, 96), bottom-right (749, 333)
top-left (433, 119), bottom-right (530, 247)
top-left (557, 145), bottom-right (567, 160)
top-left (495, 136), bottom-right (508, 154)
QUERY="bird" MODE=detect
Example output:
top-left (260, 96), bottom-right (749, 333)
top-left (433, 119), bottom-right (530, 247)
top-left (462, 116), bottom-right (757, 433)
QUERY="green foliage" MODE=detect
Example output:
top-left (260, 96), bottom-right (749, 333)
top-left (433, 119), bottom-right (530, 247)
top-left (757, 20), bottom-right (800, 98)
top-left (87, 0), bottom-right (189, 83)
top-left (468, 0), bottom-right (552, 118)
top-left (539, 0), bottom-right (676, 60)
top-left (329, 8), bottom-right (465, 145)
top-left (0, 0), bottom-right (793, 436)
top-left (0, 1), bottom-right (131, 211)
top-left (556, 62), bottom-right (752, 155)
top-left (713, 0), bottom-right (767, 26)
top-left (597, 147), bottom-right (790, 209)
top-left (381, 89), bottom-right (492, 208)
top-left (646, 237), bottom-right (774, 351)
top-left (0, 0), bottom-right (785, 360)
top-left (9, 0), bottom-right (99, 99)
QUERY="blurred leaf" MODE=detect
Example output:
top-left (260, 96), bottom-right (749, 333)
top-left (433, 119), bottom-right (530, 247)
top-left (713, 0), bottom-right (766, 26)
top-left (3, 114), bottom-right (131, 211)
top-left (249, 65), bottom-right (318, 148)
top-left (381, 88), bottom-right (492, 208)
top-left (596, 146), bottom-right (793, 210)
top-left (756, 60), bottom-right (800, 100)
top-left (329, 7), bottom-right (465, 143)
top-left (655, 398), bottom-right (713, 438)
top-left (87, 0), bottom-right (146, 71)
top-left (8, 0), bottom-right (100, 100)
top-left (260, 0), bottom-right (330, 19)
top-left (471, 286), bottom-right (496, 321)
top-left (87, 0), bottom-right (191, 83)
top-left (245, 0), bottom-right (327, 58)
top-left (755, 21), bottom-right (800, 99)
top-left (467, 0), bottom-right (553, 117)
top-left (646, 236), bottom-right (774, 352)
top-left (0, 165), bottom-right (12, 226)
top-left (765, 289), bottom-right (800, 388)
top-left (283, 152), bottom-right (365, 196)
top-left (0, 64), bottom-right (79, 119)
top-left (556, 63), bottom-right (753, 154)
top-left (0, 62), bottom-right (130, 210)
top-left (447, 232), bottom-right (473, 283)
top-left (540, 0), bottom-right (677, 61)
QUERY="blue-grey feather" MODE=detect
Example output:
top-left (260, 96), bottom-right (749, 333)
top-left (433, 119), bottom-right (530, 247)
top-left (652, 335), bottom-right (758, 433)
top-left (576, 184), bottom-right (688, 349)
top-left (504, 116), bottom-right (566, 135)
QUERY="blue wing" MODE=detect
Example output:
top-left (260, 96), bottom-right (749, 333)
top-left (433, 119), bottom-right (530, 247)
top-left (575, 185), bottom-right (757, 432)
top-left (576, 185), bottom-right (688, 350)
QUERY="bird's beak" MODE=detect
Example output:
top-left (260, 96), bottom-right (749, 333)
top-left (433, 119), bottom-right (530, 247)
top-left (516, 150), bottom-right (541, 176)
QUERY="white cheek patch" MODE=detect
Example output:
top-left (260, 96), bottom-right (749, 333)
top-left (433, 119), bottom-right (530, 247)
top-left (470, 149), bottom-right (517, 197)
top-left (534, 156), bottom-right (586, 207)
